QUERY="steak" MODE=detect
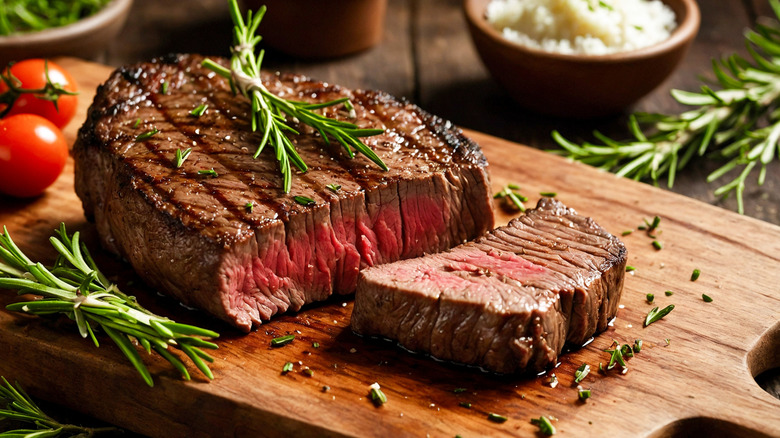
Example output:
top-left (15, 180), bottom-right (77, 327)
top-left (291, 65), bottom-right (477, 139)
top-left (351, 198), bottom-right (626, 374)
top-left (73, 54), bottom-right (494, 332)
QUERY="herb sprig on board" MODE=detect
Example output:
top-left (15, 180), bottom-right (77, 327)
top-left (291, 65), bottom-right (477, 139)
top-left (0, 224), bottom-right (219, 387)
top-left (202, 0), bottom-right (387, 193)
top-left (552, 0), bottom-right (780, 214)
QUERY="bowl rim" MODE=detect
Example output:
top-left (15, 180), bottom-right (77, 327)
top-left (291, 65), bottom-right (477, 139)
top-left (0, 0), bottom-right (133, 47)
top-left (463, 0), bottom-right (700, 63)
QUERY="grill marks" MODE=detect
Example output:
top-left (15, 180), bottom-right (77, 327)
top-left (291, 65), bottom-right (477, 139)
top-left (74, 54), bottom-right (494, 331)
top-left (351, 198), bottom-right (626, 374)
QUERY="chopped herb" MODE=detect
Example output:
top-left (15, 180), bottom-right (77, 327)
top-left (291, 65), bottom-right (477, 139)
top-left (652, 240), bottom-right (663, 250)
top-left (633, 339), bottom-right (643, 353)
top-left (488, 413), bottom-right (508, 423)
top-left (531, 416), bottom-right (555, 435)
top-left (506, 191), bottom-right (526, 211)
top-left (691, 269), bottom-right (701, 281)
top-left (294, 195), bottom-right (316, 206)
top-left (135, 129), bottom-right (159, 141)
top-left (621, 344), bottom-right (634, 358)
top-left (647, 215), bottom-right (661, 231)
top-left (302, 367), bottom-right (314, 377)
top-left (190, 103), bottom-right (208, 117)
top-left (644, 304), bottom-right (674, 327)
top-left (665, 290), bottom-right (674, 296)
top-left (646, 293), bottom-right (654, 303)
top-left (369, 382), bottom-right (387, 406)
top-left (282, 362), bottom-right (293, 373)
top-left (507, 183), bottom-right (520, 190)
top-left (574, 363), bottom-right (590, 383)
top-left (453, 388), bottom-right (467, 394)
top-left (322, 385), bottom-right (330, 392)
top-left (621, 230), bottom-right (633, 236)
top-left (598, 0), bottom-right (613, 10)
top-left (494, 185), bottom-right (527, 212)
top-left (539, 191), bottom-right (557, 197)
top-left (665, 338), bottom-right (671, 346)
top-left (702, 294), bottom-right (713, 302)
top-left (198, 169), bottom-right (218, 177)
top-left (326, 183), bottom-right (341, 192)
top-left (312, 342), bottom-right (320, 348)
top-left (637, 225), bottom-right (647, 231)
top-left (174, 148), bottom-right (192, 168)
top-left (459, 402), bottom-right (472, 408)
top-left (161, 81), bottom-right (169, 95)
top-left (578, 388), bottom-right (592, 400)
top-left (598, 362), bottom-right (604, 373)
top-left (604, 341), bottom-right (627, 370)
top-left (634, 25), bottom-right (644, 31)
top-left (271, 334), bottom-right (295, 347)
top-left (133, 118), bottom-right (141, 128)
top-left (625, 266), bottom-right (636, 272)
top-left (245, 202), bottom-right (253, 212)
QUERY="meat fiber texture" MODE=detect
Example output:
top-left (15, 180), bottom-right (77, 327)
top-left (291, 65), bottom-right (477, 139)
top-left (73, 54), bottom-right (494, 332)
top-left (351, 198), bottom-right (627, 374)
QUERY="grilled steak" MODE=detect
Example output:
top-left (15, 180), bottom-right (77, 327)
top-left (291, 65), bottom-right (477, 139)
top-left (351, 198), bottom-right (626, 374)
top-left (73, 54), bottom-right (494, 332)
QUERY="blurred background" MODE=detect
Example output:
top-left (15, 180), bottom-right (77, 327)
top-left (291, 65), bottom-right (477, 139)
top-left (95, 0), bottom-right (779, 225)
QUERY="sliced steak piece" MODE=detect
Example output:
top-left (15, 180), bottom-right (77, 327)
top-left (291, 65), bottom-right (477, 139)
top-left (73, 54), bottom-right (494, 332)
top-left (351, 198), bottom-right (626, 374)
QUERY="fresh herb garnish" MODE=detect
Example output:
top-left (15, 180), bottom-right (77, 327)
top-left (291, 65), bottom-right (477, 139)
top-left (302, 367), bottom-right (314, 377)
top-left (494, 184), bottom-right (527, 212)
top-left (198, 169), bottom-right (218, 177)
top-left (531, 416), bottom-right (555, 435)
top-left (190, 103), bottom-right (208, 117)
top-left (312, 341), bottom-right (320, 348)
top-left (574, 363), bottom-right (590, 383)
top-left (133, 118), bottom-right (141, 128)
top-left (621, 230), bottom-right (633, 236)
top-left (633, 339), bottom-right (643, 353)
top-left (604, 341), bottom-right (627, 370)
top-left (488, 413), bottom-right (508, 423)
top-left (665, 290), bottom-right (674, 296)
top-left (453, 387), bottom-right (467, 394)
top-left (174, 148), bottom-right (192, 168)
top-left (271, 334), bottom-right (295, 347)
top-left (652, 240), bottom-right (663, 250)
top-left (691, 268), bottom-right (701, 281)
top-left (578, 387), bottom-right (592, 400)
top-left (135, 128), bottom-right (159, 141)
top-left (646, 293), bottom-right (654, 303)
top-left (621, 343), bottom-right (634, 358)
top-left (245, 202), bottom-right (254, 212)
top-left (702, 294), bottom-right (713, 302)
top-left (202, 0), bottom-right (387, 193)
top-left (0, 376), bottom-right (119, 436)
top-left (294, 195), bottom-right (316, 206)
top-left (0, 224), bottom-right (219, 387)
top-left (369, 382), bottom-right (387, 406)
top-left (282, 362), bottom-right (293, 373)
top-left (552, 1), bottom-right (780, 214)
top-left (645, 304), bottom-right (674, 327)
top-left (326, 183), bottom-right (341, 193)
top-left (459, 401), bottom-right (472, 408)
top-left (626, 265), bottom-right (636, 272)
top-left (160, 81), bottom-right (169, 95)
top-left (539, 191), bottom-right (557, 197)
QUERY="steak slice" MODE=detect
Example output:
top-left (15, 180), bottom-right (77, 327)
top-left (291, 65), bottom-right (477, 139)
top-left (73, 54), bottom-right (494, 332)
top-left (351, 198), bottom-right (626, 374)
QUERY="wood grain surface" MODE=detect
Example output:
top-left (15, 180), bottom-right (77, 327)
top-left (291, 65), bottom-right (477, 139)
top-left (0, 59), bottom-right (779, 438)
top-left (96, 0), bottom-right (780, 226)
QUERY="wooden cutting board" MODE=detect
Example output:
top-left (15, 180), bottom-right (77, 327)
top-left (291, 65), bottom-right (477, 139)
top-left (1, 58), bottom-right (778, 438)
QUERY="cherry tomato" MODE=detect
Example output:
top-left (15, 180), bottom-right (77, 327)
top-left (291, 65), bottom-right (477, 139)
top-left (0, 59), bottom-right (78, 128)
top-left (0, 114), bottom-right (68, 197)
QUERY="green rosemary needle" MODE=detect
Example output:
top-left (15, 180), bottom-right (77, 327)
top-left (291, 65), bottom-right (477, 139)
top-left (645, 304), bottom-right (675, 327)
top-left (0, 224), bottom-right (219, 387)
top-left (574, 363), bottom-right (590, 383)
top-left (552, 0), bottom-right (780, 214)
top-left (369, 382), bottom-right (387, 406)
top-left (294, 195), bottom-right (316, 206)
top-left (531, 416), bottom-right (555, 435)
top-left (190, 103), bottom-right (208, 117)
top-left (488, 413), bottom-right (508, 423)
top-left (0, 376), bottom-right (119, 436)
top-left (198, 169), bottom-right (218, 177)
top-left (691, 268), bottom-right (701, 281)
top-left (326, 183), bottom-right (342, 193)
top-left (202, 0), bottom-right (387, 193)
top-left (271, 334), bottom-right (295, 347)
top-left (135, 128), bottom-right (159, 141)
top-left (174, 148), bottom-right (192, 168)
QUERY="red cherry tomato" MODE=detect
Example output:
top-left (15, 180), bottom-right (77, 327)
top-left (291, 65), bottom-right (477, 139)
top-left (0, 59), bottom-right (78, 128)
top-left (0, 114), bottom-right (68, 197)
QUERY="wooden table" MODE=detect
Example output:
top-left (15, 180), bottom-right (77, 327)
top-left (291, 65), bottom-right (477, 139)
top-left (102, 0), bottom-right (780, 224)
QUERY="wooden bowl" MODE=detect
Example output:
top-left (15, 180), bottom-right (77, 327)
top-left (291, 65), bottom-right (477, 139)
top-left (240, 0), bottom-right (387, 59)
top-left (463, 0), bottom-right (700, 117)
top-left (0, 0), bottom-right (132, 67)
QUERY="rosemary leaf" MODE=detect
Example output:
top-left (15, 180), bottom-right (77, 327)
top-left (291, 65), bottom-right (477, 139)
top-left (644, 304), bottom-right (675, 327)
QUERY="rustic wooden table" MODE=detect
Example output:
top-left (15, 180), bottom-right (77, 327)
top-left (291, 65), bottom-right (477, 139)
top-left (102, 0), bottom-right (780, 225)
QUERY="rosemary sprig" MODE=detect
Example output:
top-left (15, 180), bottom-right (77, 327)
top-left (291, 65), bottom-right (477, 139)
top-left (0, 376), bottom-right (118, 437)
top-left (552, 0), bottom-right (780, 214)
top-left (202, 0), bottom-right (387, 193)
top-left (0, 224), bottom-right (219, 387)
top-left (0, 60), bottom-right (78, 117)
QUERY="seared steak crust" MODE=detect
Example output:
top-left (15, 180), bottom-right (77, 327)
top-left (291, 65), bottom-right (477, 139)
top-left (351, 198), bottom-right (626, 374)
top-left (73, 54), bottom-right (494, 331)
